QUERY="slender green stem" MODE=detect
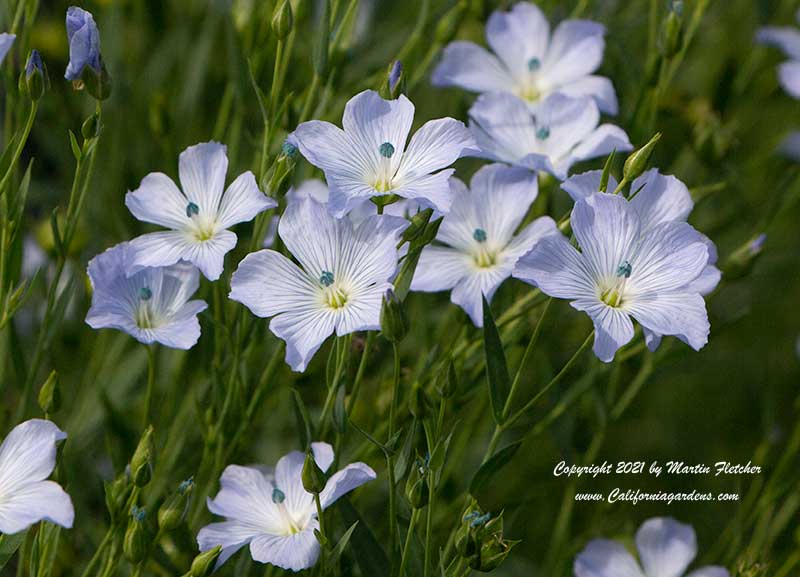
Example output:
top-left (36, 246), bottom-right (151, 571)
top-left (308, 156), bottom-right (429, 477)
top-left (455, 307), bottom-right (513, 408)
top-left (0, 101), bottom-right (37, 196)
top-left (423, 461), bottom-right (435, 577)
top-left (143, 345), bottom-right (157, 429)
top-left (388, 342), bottom-right (400, 436)
top-left (298, 74), bottom-right (321, 124)
top-left (314, 491), bottom-right (325, 544)
top-left (386, 341), bottom-right (401, 566)
top-left (399, 509), bottom-right (421, 577)
top-left (78, 527), bottom-right (113, 577)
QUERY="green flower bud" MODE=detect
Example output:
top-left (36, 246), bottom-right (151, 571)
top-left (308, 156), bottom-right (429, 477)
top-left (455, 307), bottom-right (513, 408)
top-left (271, 0), bottom-right (294, 40)
top-left (379, 61), bottom-right (404, 100)
top-left (380, 289), bottom-right (409, 343)
top-left (435, 357), bottom-right (458, 399)
top-left (22, 50), bottom-right (49, 101)
top-left (158, 477), bottom-right (194, 532)
top-left (662, 6), bottom-right (683, 58)
top-left (623, 132), bottom-right (662, 185)
top-left (723, 233), bottom-right (765, 281)
top-left (191, 546), bottom-right (222, 577)
top-left (104, 472), bottom-right (132, 522)
top-left (405, 457), bottom-right (429, 509)
top-left (301, 450), bottom-right (326, 494)
top-left (262, 143), bottom-right (296, 198)
top-left (130, 425), bottom-right (156, 487)
top-left (419, 216), bottom-right (443, 246)
top-left (400, 208), bottom-right (434, 244)
top-left (123, 506), bottom-right (150, 564)
top-left (471, 536), bottom-right (519, 572)
top-left (82, 112), bottom-right (101, 140)
top-left (38, 370), bottom-right (61, 415)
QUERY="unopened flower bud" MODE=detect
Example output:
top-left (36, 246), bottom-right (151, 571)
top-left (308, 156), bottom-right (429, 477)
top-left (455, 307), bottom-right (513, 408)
top-left (301, 450), bottom-right (326, 494)
top-left (123, 505), bottom-right (150, 564)
top-left (82, 112), bottom-right (100, 139)
top-left (38, 370), bottom-right (61, 414)
top-left (380, 61), bottom-right (404, 99)
top-left (400, 208), bottom-right (433, 244)
top-left (262, 142), bottom-right (296, 197)
top-left (104, 472), bottom-right (132, 522)
top-left (191, 546), bottom-right (222, 577)
top-left (22, 50), bottom-right (48, 100)
top-left (405, 457), bottom-right (429, 509)
top-left (380, 289), bottom-right (409, 342)
top-left (271, 0), bottom-right (294, 40)
top-left (661, 5), bottom-right (683, 58)
top-left (81, 60), bottom-right (112, 101)
top-left (130, 425), bottom-right (155, 487)
top-left (623, 133), bottom-right (662, 184)
top-left (724, 233), bottom-right (766, 281)
top-left (158, 477), bottom-right (194, 531)
top-left (419, 217), bottom-right (443, 246)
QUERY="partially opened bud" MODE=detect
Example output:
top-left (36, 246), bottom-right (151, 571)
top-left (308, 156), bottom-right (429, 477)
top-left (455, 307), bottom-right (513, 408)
top-left (380, 61), bottom-right (404, 99)
top-left (724, 233), bottom-right (766, 281)
top-left (22, 49), bottom-right (49, 100)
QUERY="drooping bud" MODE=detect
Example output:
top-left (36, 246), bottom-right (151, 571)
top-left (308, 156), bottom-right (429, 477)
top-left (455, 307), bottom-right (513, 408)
top-left (158, 477), bottom-right (194, 532)
top-left (435, 356), bottom-right (458, 399)
top-left (622, 132), bottom-right (662, 185)
top-left (38, 370), bottom-right (61, 415)
top-left (661, 2), bottom-right (683, 58)
top-left (22, 50), bottom-right (49, 100)
top-left (380, 289), bottom-right (409, 343)
top-left (123, 505), bottom-right (150, 564)
top-left (271, 0), bottom-right (294, 40)
top-left (130, 425), bottom-right (156, 487)
top-left (301, 449), bottom-right (326, 494)
top-left (405, 456), bottom-right (430, 509)
top-left (191, 546), bottom-right (222, 577)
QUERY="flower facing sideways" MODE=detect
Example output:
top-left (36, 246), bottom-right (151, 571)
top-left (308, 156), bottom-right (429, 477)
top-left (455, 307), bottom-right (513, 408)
top-left (197, 442), bottom-right (376, 572)
top-left (230, 197), bottom-right (406, 372)
top-left (411, 164), bottom-right (558, 326)
top-left (125, 142), bottom-right (276, 281)
top-left (291, 89), bottom-right (476, 217)
top-left (469, 92), bottom-right (631, 181)
top-left (85, 242), bottom-right (208, 349)
top-left (432, 1), bottom-right (618, 114)
top-left (561, 168), bottom-right (721, 351)
top-left (64, 6), bottom-right (101, 81)
top-left (513, 192), bottom-right (711, 362)
top-left (574, 517), bottom-right (729, 577)
top-left (0, 419), bottom-right (74, 534)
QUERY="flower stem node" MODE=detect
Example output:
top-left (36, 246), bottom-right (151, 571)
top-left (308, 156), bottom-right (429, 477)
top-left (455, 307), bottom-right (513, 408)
top-left (130, 425), bottom-right (156, 487)
top-left (380, 289), bottom-right (409, 343)
top-left (623, 132), bottom-right (662, 184)
top-left (38, 370), bottom-right (61, 415)
top-left (190, 546), bottom-right (222, 577)
top-left (301, 450), bottom-right (327, 494)
top-left (158, 477), bottom-right (194, 532)
top-left (123, 505), bottom-right (150, 564)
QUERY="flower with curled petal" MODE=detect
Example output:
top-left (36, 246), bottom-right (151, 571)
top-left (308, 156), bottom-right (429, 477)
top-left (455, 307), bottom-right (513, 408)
top-left (197, 442), bottom-right (375, 572)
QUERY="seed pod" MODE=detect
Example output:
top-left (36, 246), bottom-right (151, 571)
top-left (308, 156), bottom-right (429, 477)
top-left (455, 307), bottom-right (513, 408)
top-left (158, 478), bottom-right (194, 531)
top-left (123, 506), bottom-right (150, 564)
top-left (301, 450), bottom-right (326, 494)
top-left (130, 426), bottom-right (156, 487)
top-left (380, 289), bottom-right (409, 343)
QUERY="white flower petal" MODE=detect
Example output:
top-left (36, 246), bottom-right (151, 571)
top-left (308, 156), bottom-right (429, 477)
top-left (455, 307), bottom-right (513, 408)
top-left (486, 1), bottom-right (550, 81)
top-left (278, 198), bottom-right (342, 277)
top-left (147, 300), bottom-right (207, 350)
top-left (395, 117), bottom-right (476, 185)
top-left (469, 92), bottom-right (537, 164)
top-left (217, 171), bottom-right (276, 229)
top-left (568, 123), bottom-right (633, 167)
top-left (572, 298), bottom-right (635, 362)
top-left (685, 567), bottom-right (730, 577)
top-left (574, 538), bottom-right (645, 577)
top-left (451, 267), bottom-right (511, 327)
top-left (561, 170), bottom-right (619, 201)
top-left (757, 26), bottom-right (800, 59)
top-left (127, 231), bottom-right (189, 272)
top-left (629, 170), bottom-right (693, 232)
top-left (635, 517), bottom-right (697, 577)
top-left (390, 170), bottom-right (455, 213)
top-left (271, 308), bottom-right (337, 372)
top-left (178, 142), bottom-right (229, 217)
top-left (543, 20), bottom-right (605, 85)
top-left (513, 233), bottom-right (596, 299)
top-left (504, 215), bottom-right (559, 260)
top-left (411, 247), bottom-right (471, 292)
top-left (686, 265), bottom-right (721, 296)
top-left (334, 284), bottom-right (387, 336)
top-left (274, 451), bottom-right (315, 515)
top-left (125, 173), bottom-right (190, 229)
top-left (557, 75), bottom-right (618, 115)
top-left (197, 520), bottom-right (260, 569)
top-left (249, 525), bottom-right (321, 572)
top-left (778, 60), bottom-right (800, 98)
top-left (0, 419), bottom-right (66, 495)
top-left (0, 33), bottom-right (15, 64)
top-left (536, 93), bottom-right (601, 163)
top-left (467, 164), bottom-right (539, 245)
top-left (311, 442), bottom-right (335, 473)
top-left (431, 41), bottom-right (516, 93)
top-left (288, 179), bottom-right (330, 204)
top-left (319, 462), bottom-right (377, 509)
top-left (0, 480), bottom-right (74, 534)
top-left (627, 292), bottom-right (709, 352)
top-left (207, 465), bottom-right (283, 532)
top-left (291, 120), bottom-right (364, 181)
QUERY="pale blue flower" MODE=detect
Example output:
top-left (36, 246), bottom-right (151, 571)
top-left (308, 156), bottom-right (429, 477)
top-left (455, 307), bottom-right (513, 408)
top-left (757, 12), bottom-right (800, 99)
top-left (433, 1), bottom-right (618, 114)
top-left (561, 168), bottom-right (721, 351)
top-left (411, 164), bottom-right (558, 326)
top-left (575, 517), bottom-right (729, 577)
top-left (64, 6), bottom-right (101, 81)
top-left (0, 33), bottom-right (15, 65)
top-left (125, 142), bottom-right (276, 281)
top-left (290, 89), bottom-right (476, 217)
top-left (197, 442), bottom-right (375, 571)
top-left (469, 92), bottom-right (631, 180)
top-left (85, 242), bottom-right (208, 349)
top-left (513, 192), bottom-right (711, 362)
top-left (0, 419), bottom-right (74, 534)
top-left (230, 197), bottom-right (406, 372)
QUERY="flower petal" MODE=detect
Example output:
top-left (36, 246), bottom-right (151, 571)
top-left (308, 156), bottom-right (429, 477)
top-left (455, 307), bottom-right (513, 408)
top-left (757, 26), bottom-right (800, 59)
top-left (635, 517), bottom-right (697, 577)
top-left (178, 142), bottom-right (229, 217)
top-left (572, 298), bottom-right (635, 362)
top-left (271, 307), bottom-right (336, 372)
top-left (207, 465), bottom-right (283, 531)
top-left (320, 462), bottom-right (377, 509)
top-left (543, 20), bottom-right (605, 85)
top-left (249, 526), bottom-right (321, 572)
top-left (557, 75), bottom-right (619, 115)
top-left (685, 567), bottom-right (730, 577)
top-left (629, 170), bottom-right (693, 232)
top-left (278, 198), bottom-right (342, 278)
top-left (778, 60), bottom-right (800, 98)
top-left (451, 267), bottom-right (511, 327)
top-left (395, 117), bottom-right (476, 185)
top-left (217, 171), bottom-right (276, 229)
top-left (411, 247), bottom-right (471, 292)
top-left (536, 93), bottom-right (601, 163)
top-left (561, 170), bottom-right (619, 201)
top-left (0, 419), bottom-right (66, 495)
top-left (469, 92), bottom-right (537, 165)
top-left (125, 172), bottom-right (190, 230)
top-left (197, 520), bottom-right (260, 569)
top-left (431, 41), bottom-right (516, 93)
top-left (311, 442), bottom-right (335, 473)
top-left (513, 233), bottom-right (596, 299)
top-left (504, 215), bottom-right (560, 261)
top-left (574, 539), bottom-right (645, 577)
top-left (627, 292), bottom-right (710, 352)
top-left (390, 170), bottom-right (455, 213)
top-left (147, 300), bottom-right (207, 349)
top-left (0, 480), bottom-right (74, 534)
top-left (0, 33), bottom-right (15, 65)
top-left (274, 451), bottom-right (315, 515)
top-left (568, 123), bottom-right (633, 168)
top-left (686, 265), bottom-right (721, 296)
top-left (486, 2), bottom-right (550, 82)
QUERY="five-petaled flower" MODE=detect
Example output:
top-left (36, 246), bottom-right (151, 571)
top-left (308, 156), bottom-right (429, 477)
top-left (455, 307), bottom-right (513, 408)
top-left (0, 419), bottom-right (74, 534)
top-left (230, 197), bottom-right (406, 372)
top-left (64, 6), bottom-right (102, 81)
top-left (197, 442), bottom-right (375, 572)
top-left (85, 242), bottom-right (208, 349)
top-left (574, 517), bottom-right (729, 577)
top-left (469, 92), bottom-right (631, 180)
top-left (125, 141), bottom-right (277, 281)
top-left (0, 33), bottom-right (15, 65)
top-left (411, 164), bottom-right (558, 326)
top-left (513, 192), bottom-right (712, 362)
top-left (432, 1), bottom-right (618, 114)
top-left (290, 89), bottom-right (476, 217)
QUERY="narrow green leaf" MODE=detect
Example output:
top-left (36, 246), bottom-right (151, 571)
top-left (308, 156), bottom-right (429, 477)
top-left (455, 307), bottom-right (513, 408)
top-left (337, 498), bottom-right (390, 576)
top-left (290, 388), bottom-right (314, 448)
top-left (0, 530), bottom-right (28, 570)
top-left (68, 130), bottom-right (82, 161)
top-left (469, 440), bottom-right (523, 496)
top-left (50, 208), bottom-right (64, 258)
top-left (328, 521), bottom-right (358, 566)
top-left (599, 149), bottom-right (616, 192)
top-left (393, 419), bottom-right (416, 480)
top-left (482, 296), bottom-right (510, 425)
